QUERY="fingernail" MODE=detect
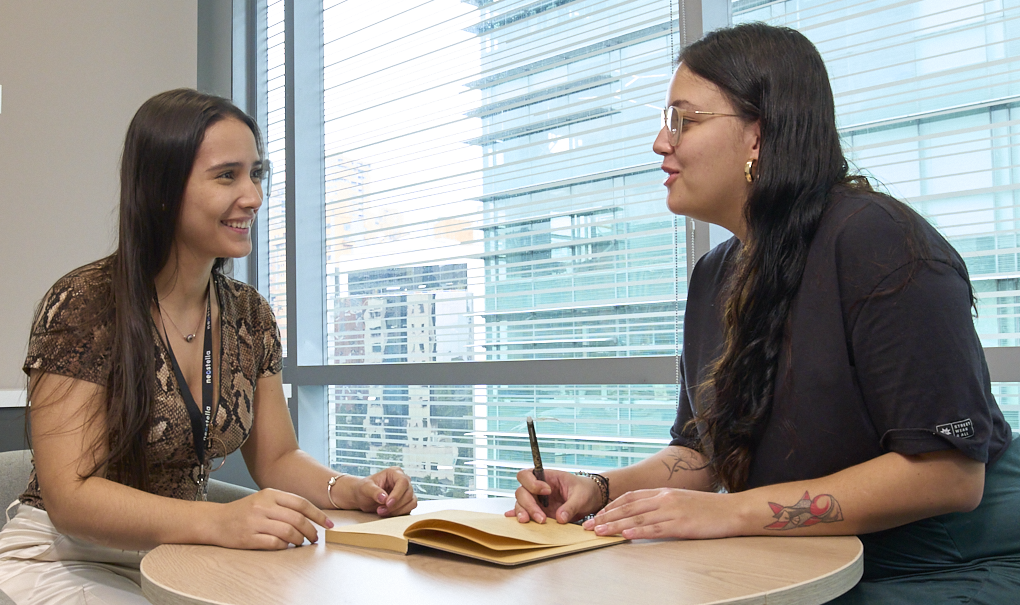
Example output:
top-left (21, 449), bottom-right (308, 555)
top-left (536, 513), bottom-right (545, 523)
top-left (517, 512), bottom-right (527, 522)
top-left (559, 511), bottom-right (569, 523)
top-left (582, 519), bottom-right (593, 529)
top-left (386, 498), bottom-right (396, 508)
top-left (595, 524), bottom-right (607, 534)
top-left (325, 519), bottom-right (334, 529)
top-left (378, 507), bottom-right (389, 516)
top-left (377, 492), bottom-right (387, 504)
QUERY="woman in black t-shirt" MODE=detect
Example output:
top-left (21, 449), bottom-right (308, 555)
top-left (510, 23), bottom-right (1020, 603)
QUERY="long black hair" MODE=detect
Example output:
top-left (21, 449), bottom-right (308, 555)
top-left (682, 24), bottom-right (862, 492)
top-left (31, 89), bottom-right (262, 490)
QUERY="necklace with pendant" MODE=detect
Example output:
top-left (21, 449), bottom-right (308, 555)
top-left (159, 281), bottom-right (210, 343)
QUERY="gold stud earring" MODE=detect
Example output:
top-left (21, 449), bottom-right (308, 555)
top-left (745, 160), bottom-right (756, 183)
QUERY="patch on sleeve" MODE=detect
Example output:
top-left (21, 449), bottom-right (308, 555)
top-left (935, 418), bottom-right (975, 439)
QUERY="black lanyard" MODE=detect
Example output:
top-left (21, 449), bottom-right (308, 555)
top-left (162, 288), bottom-right (214, 465)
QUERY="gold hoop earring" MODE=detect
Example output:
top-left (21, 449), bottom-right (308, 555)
top-left (745, 160), bottom-right (756, 183)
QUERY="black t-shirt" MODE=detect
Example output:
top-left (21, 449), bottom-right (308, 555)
top-left (670, 188), bottom-right (1012, 489)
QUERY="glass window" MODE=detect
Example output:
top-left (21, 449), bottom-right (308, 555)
top-left (252, 0), bottom-right (1019, 494)
top-left (259, 0), bottom-right (690, 497)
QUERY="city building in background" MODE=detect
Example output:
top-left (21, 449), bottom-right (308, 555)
top-left (329, 265), bottom-right (473, 496)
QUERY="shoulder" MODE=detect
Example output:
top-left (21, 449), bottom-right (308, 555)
top-left (34, 259), bottom-right (112, 330)
top-left (215, 273), bottom-right (277, 326)
top-left (26, 259), bottom-right (114, 382)
top-left (820, 187), bottom-right (967, 289)
top-left (215, 273), bottom-right (283, 376)
top-left (691, 236), bottom-right (741, 288)
top-left (45, 259), bottom-right (111, 299)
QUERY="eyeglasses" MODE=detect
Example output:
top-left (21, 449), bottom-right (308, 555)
top-left (258, 159), bottom-right (273, 200)
top-left (660, 106), bottom-right (741, 147)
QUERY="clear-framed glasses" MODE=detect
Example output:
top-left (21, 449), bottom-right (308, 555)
top-left (258, 158), bottom-right (273, 201)
top-left (660, 106), bottom-right (741, 147)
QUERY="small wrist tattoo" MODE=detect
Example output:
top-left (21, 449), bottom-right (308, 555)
top-left (764, 491), bottom-right (843, 530)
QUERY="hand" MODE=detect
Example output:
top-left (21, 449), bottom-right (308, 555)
top-left (215, 488), bottom-right (334, 550)
top-left (348, 467), bottom-right (417, 517)
top-left (582, 488), bottom-right (737, 540)
top-left (505, 469), bottom-right (603, 524)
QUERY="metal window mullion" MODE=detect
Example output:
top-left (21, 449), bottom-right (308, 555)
top-left (287, 0), bottom-right (328, 463)
top-left (681, 0), bottom-right (730, 278)
top-left (232, 0), bottom-right (259, 285)
top-left (255, 0), bottom-right (271, 297)
top-left (284, 347), bottom-right (1020, 385)
top-left (287, 357), bottom-right (679, 386)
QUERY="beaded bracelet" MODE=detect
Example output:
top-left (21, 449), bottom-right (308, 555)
top-left (576, 471), bottom-right (610, 510)
top-left (327, 474), bottom-right (347, 509)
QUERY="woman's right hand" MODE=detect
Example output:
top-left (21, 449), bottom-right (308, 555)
top-left (213, 488), bottom-right (334, 550)
top-left (505, 469), bottom-right (604, 524)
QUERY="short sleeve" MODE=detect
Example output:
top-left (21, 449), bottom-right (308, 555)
top-left (851, 258), bottom-right (1005, 463)
top-left (23, 265), bottom-right (112, 385)
top-left (257, 296), bottom-right (283, 378)
top-left (669, 355), bottom-right (701, 450)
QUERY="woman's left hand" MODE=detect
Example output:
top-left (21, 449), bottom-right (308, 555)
top-left (350, 467), bottom-right (417, 516)
top-left (582, 488), bottom-right (738, 540)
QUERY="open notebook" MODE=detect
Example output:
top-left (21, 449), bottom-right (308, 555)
top-left (325, 509), bottom-right (626, 566)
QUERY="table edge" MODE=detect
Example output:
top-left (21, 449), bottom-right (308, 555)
top-left (716, 536), bottom-right (864, 605)
top-left (141, 556), bottom-right (232, 605)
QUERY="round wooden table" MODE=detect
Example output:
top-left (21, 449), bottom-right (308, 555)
top-left (141, 497), bottom-right (862, 605)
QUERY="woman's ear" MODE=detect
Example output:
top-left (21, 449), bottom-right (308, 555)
top-left (745, 120), bottom-right (761, 161)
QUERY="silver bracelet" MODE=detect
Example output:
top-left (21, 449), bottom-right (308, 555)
top-left (576, 471), bottom-right (610, 509)
top-left (327, 474), bottom-right (346, 509)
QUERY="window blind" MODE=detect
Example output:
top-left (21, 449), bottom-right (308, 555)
top-left (264, 0), bottom-right (288, 353)
top-left (318, 0), bottom-right (686, 495)
top-left (322, 0), bottom-right (685, 364)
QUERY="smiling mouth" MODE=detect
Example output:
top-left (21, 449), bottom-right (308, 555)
top-left (222, 219), bottom-right (253, 230)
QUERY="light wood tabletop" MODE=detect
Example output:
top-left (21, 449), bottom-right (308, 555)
top-left (141, 497), bottom-right (862, 605)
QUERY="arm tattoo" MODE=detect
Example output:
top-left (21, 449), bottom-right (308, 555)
top-left (764, 491), bottom-right (844, 530)
top-left (661, 449), bottom-right (699, 481)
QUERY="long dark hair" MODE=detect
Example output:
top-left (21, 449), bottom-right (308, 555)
top-left (683, 24), bottom-right (859, 492)
top-left (31, 89), bottom-right (262, 490)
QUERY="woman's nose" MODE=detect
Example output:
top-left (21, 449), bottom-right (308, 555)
top-left (652, 126), bottom-right (673, 156)
top-left (244, 178), bottom-right (264, 210)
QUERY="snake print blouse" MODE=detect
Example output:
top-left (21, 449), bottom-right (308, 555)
top-left (19, 259), bottom-right (283, 509)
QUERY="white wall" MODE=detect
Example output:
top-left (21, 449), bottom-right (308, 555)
top-left (0, 0), bottom-right (198, 389)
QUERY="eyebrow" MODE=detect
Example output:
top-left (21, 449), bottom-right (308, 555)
top-left (205, 160), bottom-right (263, 173)
top-left (668, 99), bottom-right (699, 109)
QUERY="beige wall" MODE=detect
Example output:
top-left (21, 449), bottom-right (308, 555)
top-left (0, 0), bottom-right (198, 389)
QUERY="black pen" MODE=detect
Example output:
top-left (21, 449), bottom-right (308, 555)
top-left (526, 416), bottom-right (549, 507)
